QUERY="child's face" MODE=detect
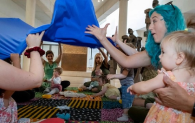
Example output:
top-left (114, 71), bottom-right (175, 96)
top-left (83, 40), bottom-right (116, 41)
top-left (53, 70), bottom-right (60, 76)
top-left (95, 69), bottom-right (102, 76)
top-left (159, 41), bottom-right (178, 70)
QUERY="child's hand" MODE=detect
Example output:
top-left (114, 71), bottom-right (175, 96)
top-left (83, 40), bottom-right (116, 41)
top-left (91, 95), bottom-right (95, 99)
top-left (158, 68), bottom-right (166, 74)
top-left (85, 24), bottom-right (110, 42)
top-left (107, 74), bottom-right (114, 80)
top-left (127, 86), bottom-right (137, 95)
top-left (107, 27), bottom-right (120, 44)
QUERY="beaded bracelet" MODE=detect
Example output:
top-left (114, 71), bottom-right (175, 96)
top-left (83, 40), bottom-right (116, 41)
top-left (24, 47), bottom-right (45, 58)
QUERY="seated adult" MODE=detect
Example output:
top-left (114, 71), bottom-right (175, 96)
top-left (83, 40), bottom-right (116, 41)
top-left (39, 43), bottom-right (70, 92)
top-left (80, 48), bottom-right (110, 92)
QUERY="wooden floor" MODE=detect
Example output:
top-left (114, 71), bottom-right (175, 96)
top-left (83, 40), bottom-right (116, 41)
top-left (60, 71), bottom-right (121, 88)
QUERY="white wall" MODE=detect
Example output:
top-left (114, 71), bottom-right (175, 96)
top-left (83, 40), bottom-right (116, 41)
top-left (0, 0), bottom-right (43, 27)
top-left (99, 0), bottom-right (195, 48)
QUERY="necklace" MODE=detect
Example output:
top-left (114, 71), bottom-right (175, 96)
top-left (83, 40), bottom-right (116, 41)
top-left (172, 67), bottom-right (191, 71)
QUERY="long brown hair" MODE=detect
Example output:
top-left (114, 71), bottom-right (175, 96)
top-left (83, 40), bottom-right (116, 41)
top-left (92, 53), bottom-right (103, 71)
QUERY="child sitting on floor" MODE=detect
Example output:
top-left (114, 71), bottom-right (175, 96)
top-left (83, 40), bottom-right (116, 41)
top-left (92, 75), bottom-right (121, 101)
top-left (44, 67), bottom-right (63, 95)
top-left (87, 69), bottom-right (102, 90)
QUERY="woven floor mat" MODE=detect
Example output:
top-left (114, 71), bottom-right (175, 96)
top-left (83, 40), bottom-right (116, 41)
top-left (29, 98), bottom-right (71, 107)
top-left (101, 108), bottom-right (133, 122)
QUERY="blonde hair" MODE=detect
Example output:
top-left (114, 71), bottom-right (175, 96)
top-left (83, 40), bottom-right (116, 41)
top-left (92, 53), bottom-right (103, 71)
top-left (54, 67), bottom-right (63, 75)
top-left (162, 31), bottom-right (195, 68)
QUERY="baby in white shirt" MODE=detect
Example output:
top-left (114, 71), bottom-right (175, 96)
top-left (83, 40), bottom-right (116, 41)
top-left (44, 67), bottom-right (63, 95)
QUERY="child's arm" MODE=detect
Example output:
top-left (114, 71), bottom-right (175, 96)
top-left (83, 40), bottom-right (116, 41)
top-left (92, 86), bottom-right (107, 98)
top-left (107, 68), bottom-right (128, 80)
top-left (53, 77), bottom-right (61, 84)
top-left (127, 73), bottom-right (165, 95)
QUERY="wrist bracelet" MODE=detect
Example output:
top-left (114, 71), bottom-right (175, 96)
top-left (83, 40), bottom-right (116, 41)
top-left (24, 47), bottom-right (45, 58)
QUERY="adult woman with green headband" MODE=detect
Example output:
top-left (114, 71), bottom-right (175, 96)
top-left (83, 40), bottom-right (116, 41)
top-left (86, 4), bottom-right (195, 122)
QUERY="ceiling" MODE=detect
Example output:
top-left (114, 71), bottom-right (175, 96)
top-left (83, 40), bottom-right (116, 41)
top-left (11, 0), bottom-right (108, 25)
top-left (92, 0), bottom-right (108, 12)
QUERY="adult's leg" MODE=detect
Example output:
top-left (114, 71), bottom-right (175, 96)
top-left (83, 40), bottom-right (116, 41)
top-left (61, 80), bottom-right (70, 89)
top-left (133, 98), bottom-right (145, 106)
top-left (128, 106), bottom-right (149, 123)
top-left (128, 97), bottom-right (155, 123)
top-left (12, 91), bottom-right (31, 103)
top-left (26, 90), bottom-right (35, 99)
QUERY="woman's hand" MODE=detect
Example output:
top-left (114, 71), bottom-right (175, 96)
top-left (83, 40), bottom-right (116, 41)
top-left (85, 24), bottom-right (110, 42)
top-left (26, 31), bottom-right (45, 47)
top-left (154, 75), bottom-right (195, 113)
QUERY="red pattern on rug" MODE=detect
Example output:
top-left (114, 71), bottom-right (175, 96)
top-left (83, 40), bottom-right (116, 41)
top-left (101, 108), bottom-right (133, 122)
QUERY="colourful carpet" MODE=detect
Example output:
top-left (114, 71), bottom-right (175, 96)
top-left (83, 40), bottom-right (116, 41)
top-left (17, 98), bottom-right (40, 105)
top-left (57, 108), bottom-right (101, 121)
top-left (101, 108), bottom-right (133, 122)
top-left (52, 93), bottom-right (72, 99)
top-left (102, 101), bottom-right (122, 109)
top-left (18, 87), bottom-right (134, 122)
top-left (35, 92), bottom-right (43, 98)
top-left (18, 105), bottom-right (59, 120)
top-left (29, 98), bottom-right (71, 107)
top-left (68, 121), bottom-right (99, 123)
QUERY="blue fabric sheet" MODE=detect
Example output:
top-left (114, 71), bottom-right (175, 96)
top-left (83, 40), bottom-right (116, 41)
top-left (0, 18), bottom-right (34, 59)
top-left (29, 0), bottom-right (114, 47)
top-left (0, 0), bottom-right (114, 60)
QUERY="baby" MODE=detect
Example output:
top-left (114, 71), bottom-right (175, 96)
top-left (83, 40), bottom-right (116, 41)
top-left (87, 69), bottom-right (102, 90)
top-left (44, 67), bottom-right (63, 95)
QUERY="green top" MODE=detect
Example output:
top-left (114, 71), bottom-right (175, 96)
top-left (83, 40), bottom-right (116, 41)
top-left (44, 62), bottom-right (58, 80)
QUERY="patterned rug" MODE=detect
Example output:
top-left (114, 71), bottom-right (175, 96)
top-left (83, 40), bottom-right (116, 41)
top-left (18, 105), bottom-right (59, 120)
top-left (18, 87), bottom-right (134, 122)
top-left (57, 108), bottom-right (101, 121)
top-left (66, 87), bottom-right (95, 95)
top-left (29, 98), bottom-right (71, 107)
top-left (17, 98), bottom-right (40, 105)
top-left (100, 121), bottom-right (134, 123)
top-left (18, 105), bottom-right (101, 121)
top-left (68, 121), bottom-right (99, 123)
top-left (35, 92), bottom-right (43, 98)
top-left (101, 108), bottom-right (133, 122)
top-left (102, 101), bottom-right (122, 109)
top-left (68, 95), bottom-right (102, 109)
top-left (52, 93), bottom-right (72, 99)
